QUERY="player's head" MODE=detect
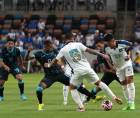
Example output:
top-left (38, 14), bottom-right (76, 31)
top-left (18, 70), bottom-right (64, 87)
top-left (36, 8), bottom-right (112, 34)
top-left (64, 33), bottom-right (74, 43)
top-left (6, 38), bottom-right (15, 50)
top-left (95, 40), bottom-right (105, 51)
top-left (104, 33), bottom-right (116, 48)
top-left (43, 40), bottom-right (53, 51)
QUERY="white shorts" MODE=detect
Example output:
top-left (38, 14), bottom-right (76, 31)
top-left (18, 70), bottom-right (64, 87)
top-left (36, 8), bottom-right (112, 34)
top-left (70, 68), bottom-right (99, 87)
top-left (116, 65), bottom-right (134, 82)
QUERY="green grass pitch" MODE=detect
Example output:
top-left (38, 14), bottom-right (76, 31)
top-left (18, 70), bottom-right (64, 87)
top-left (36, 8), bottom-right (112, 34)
top-left (0, 73), bottom-right (140, 118)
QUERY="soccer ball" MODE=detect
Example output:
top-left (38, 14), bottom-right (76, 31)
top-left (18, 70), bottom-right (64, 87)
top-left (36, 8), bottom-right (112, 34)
top-left (101, 100), bottom-right (113, 111)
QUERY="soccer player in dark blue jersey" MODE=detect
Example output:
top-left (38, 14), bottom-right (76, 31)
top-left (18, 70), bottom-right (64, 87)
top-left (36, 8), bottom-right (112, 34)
top-left (90, 40), bottom-right (121, 101)
top-left (26, 40), bottom-right (94, 111)
top-left (0, 38), bottom-right (27, 102)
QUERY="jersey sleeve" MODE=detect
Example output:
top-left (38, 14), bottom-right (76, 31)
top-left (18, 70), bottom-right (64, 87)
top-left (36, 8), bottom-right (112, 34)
top-left (34, 51), bottom-right (41, 59)
top-left (78, 43), bottom-right (87, 52)
top-left (117, 40), bottom-right (132, 48)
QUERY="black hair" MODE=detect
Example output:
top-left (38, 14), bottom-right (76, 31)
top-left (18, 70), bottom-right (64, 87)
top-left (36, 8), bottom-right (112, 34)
top-left (104, 33), bottom-right (114, 41)
top-left (65, 33), bottom-right (73, 40)
top-left (7, 37), bottom-right (16, 43)
top-left (43, 40), bottom-right (52, 45)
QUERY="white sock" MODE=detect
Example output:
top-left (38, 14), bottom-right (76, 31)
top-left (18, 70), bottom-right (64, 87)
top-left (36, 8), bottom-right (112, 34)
top-left (70, 89), bottom-right (84, 108)
top-left (122, 85), bottom-right (129, 102)
top-left (99, 82), bottom-right (116, 99)
top-left (63, 85), bottom-right (69, 104)
top-left (127, 83), bottom-right (135, 104)
top-left (80, 93), bottom-right (86, 102)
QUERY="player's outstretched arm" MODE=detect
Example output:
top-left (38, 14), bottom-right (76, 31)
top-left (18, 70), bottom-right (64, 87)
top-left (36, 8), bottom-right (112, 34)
top-left (85, 48), bottom-right (110, 60)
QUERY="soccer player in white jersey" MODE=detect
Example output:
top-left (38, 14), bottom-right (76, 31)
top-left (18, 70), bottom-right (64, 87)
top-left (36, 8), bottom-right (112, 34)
top-left (104, 33), bottom-right (135, 110)
top-left (50, 33), bottom-right (122, 112)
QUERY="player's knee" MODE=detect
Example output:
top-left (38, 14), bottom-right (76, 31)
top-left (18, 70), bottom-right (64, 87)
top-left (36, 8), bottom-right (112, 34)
top-left (95, 80), bottom-right (100, 86)
top-left (70, 84), bottom-right (77, 90)
top-left (126, 76), bottom-right (134, 84)
top-left (39, 82), bottom-right (47, 89)
top-left (36, 86), bottom-right (43, 92)
top-left (16, 74), bottom-right (22, 80)
top-left (0, 80), bottom-right (5, 87)
top-left (121, 80), bottom-right (127, 85)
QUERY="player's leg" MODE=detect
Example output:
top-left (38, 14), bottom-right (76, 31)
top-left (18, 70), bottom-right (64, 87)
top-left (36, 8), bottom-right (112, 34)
top-left (125, 66), bottom-right (135, 110)
top-left (36, 76), bottom-right (55, 111)
top-left (116, 69), bottom-right (130, 110)
top-left (58, 74), bottom-right (93, 104)
top-left (91, 72), bottom-right (114, 98)
top-left (13, 67), bottom-right (27, 101)
top-left (16, 73), bottom-right (27, 100)
top-left (69, 74), bottom-right (85, 112)
top-left (63, 85), bottom-right (69, 105)
top-left (0, 80), bottom-right (5, 101)
top-left (88, 69), bottom-right (122, 104)
top-left (0, 69), bottom-right (9, 101)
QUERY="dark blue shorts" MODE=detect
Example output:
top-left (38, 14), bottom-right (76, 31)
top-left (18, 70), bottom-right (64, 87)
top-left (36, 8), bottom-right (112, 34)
top-left (40, 73), bottom-right (70, 88)
top-left (0, 67), bottom-right (22, 81)
top-left (101, 72), bottom-right (121, 85)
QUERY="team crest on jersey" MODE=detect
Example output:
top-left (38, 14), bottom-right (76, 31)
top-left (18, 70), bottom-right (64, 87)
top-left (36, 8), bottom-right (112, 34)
top-left (69, 49), bottom-right (81, 62)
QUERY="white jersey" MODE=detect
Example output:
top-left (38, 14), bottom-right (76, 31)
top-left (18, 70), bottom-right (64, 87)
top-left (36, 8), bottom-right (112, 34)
top-left (105, 40), bottom-right (132, 70)
top-left (56, 42), bottom-right (91, 72)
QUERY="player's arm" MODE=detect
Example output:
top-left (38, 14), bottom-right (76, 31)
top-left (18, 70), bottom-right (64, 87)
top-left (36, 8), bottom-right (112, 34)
top-left (49, 49), bottom-right (64, 67)
top-left (105, 59), bottom-right (116, 73)
top-left (85, 48), bottom-right (109, 60)
top-left (78, 43), bottom-right (109, 59)
top-left (0, 57), bottom-right (10, 71)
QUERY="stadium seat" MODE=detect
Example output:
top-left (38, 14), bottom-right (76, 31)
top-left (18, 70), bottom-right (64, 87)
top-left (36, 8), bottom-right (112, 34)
top-left (5, 14), bottom-right (14, 20)
top-left (30, 15), bottom-right (40, 20)
top-left (89, 19), bottom-right (98, 25)
top-left (80, 19), bottom-right (89, 25)
top-left (63, 24), bottom-right (71, 34)
top-left (53, 29), bottom-right (62, 37)
top-left (97, 24), bottom-right (105, 32)
top-left (105, 29), bottom-right (114, 34)
top-left (80, 24), bottom-right (88, 35)
top-left (14, 14), bottom-right (23, 20)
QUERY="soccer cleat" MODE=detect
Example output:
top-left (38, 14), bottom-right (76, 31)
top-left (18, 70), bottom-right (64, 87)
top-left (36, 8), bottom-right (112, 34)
top-left (114, 97), bottom-right (123, 105)
top-left (77, 107), bottom-right (85, 112)
top-left (0, 96), bottom-right (4, 102)
top-left (38, 104), bottom-right (44, 111)
top-left (20, 94), bottom-right (27, 101)
top-left (129, 103), bottom-right (135, 110)
top-left (92, 95), bottom-right (106, 103)
top-left (63, 101), bottom-right (67, 105)
top-left (95, 95), bottom-right (106, 101)
top-left (122, 105), bottom-right (130, 111)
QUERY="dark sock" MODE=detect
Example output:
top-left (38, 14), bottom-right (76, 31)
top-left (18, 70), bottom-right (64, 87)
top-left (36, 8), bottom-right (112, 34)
top-left (77, 86), bottom-right (92, 98)
top-left (91, 88), bottom-right (97, 99)
top-left (36, 90), bottom-right (43, 104)
top-left (36, 86), bottom-right (43, 104)
top-left (18, 81), bottom-right (24, 95)
top-left (0, 87), bottom-right (4, 97)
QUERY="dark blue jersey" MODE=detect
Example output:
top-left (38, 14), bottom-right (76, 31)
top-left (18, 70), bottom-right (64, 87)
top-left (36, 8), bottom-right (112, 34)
top-left (0, 47), bottom-right (21, 68)
top-left (34, 49), bottom-right (63, 76)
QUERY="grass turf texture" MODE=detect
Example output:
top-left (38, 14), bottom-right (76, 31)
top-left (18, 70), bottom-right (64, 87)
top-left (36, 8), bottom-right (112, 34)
top-left (0, 73), bottom-right (140, 118)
